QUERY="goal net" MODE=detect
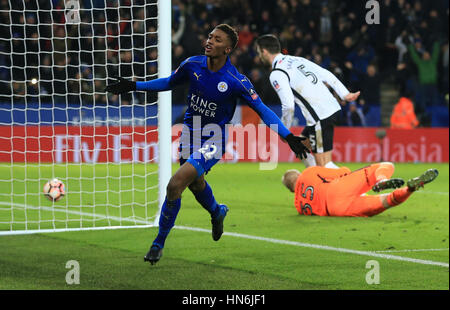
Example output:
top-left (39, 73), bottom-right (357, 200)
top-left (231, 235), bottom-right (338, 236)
top-left (0, 0), bottom-right (172, 234)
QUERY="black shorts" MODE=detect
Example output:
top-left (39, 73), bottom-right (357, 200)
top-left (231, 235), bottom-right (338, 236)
top-left (301, 111), bottom-right (340, 154)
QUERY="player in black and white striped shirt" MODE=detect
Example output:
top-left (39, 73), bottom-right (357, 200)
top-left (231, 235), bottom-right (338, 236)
top-left (256, 34), bottom-right (361, 168)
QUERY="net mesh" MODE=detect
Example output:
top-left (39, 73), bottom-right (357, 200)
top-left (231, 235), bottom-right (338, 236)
top-left (0, 0), bottom-right (161, 232)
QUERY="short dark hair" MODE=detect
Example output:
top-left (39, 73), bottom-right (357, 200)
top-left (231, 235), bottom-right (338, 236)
top-left (255, 34), bottom-right (281, 54)
top-left (215, 24), bottom-right (239, 50)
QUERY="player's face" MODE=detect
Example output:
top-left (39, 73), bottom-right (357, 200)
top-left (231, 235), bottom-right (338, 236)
top-left (205, 29), bottom-right (231, 58)
top-left (256, 45), bottom-right (269, 65)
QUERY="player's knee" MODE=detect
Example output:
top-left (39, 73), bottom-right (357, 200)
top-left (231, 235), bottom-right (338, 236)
top-left (166, 177), bottom-right (184, 198)
top-left (188, 178), bottom-right (205, 193)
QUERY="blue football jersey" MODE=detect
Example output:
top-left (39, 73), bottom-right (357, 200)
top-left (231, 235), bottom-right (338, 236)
top-left (166, 55), bottom-right (290, 157)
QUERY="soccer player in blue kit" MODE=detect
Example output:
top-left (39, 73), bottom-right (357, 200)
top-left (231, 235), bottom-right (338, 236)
top-left (106, 24), bottom-right (309, 265)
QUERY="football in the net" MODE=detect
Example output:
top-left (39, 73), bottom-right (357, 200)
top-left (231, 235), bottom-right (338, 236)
top-left (43, 178), bottom-right (65, 202)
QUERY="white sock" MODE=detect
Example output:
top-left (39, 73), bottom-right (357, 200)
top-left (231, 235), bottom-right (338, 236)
top-left (324, 161), bottom-right (339, 169)
top-left (302, 152), bottom-right (317, 168)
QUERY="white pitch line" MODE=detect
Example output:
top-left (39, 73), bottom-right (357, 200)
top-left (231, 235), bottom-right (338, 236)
top-left (174, 226), bottom-right (449, 268)
top-left (0, 202), bottom-right (155, 236)
top-left (0, 202), bottom-right (154, 225)
top-left (1, 202), bottom-right (448, 268)
top-left (0, 224), bottom-right (155, 235)
top-left (373, 248), bottom-right (449, 253)
top-left (419, 191), bottom-right (449, 196)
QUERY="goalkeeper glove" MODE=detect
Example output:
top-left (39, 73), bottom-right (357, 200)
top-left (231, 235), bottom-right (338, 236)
top-left (285, 133), bottom-right (309, 160)
top-left (105, 77), bottom-right (136, 94)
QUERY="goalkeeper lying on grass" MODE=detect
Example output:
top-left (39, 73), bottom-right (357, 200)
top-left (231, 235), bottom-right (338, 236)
top-left (105, 24), bottom-right (309, 265)
top-left (282, 162), bottom-right (438, 217)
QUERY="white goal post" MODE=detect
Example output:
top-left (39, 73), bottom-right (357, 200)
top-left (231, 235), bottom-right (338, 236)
top-left (0, 0), bottom-right (172, 235)
top-left (156, 0), bottom-right (171, 226)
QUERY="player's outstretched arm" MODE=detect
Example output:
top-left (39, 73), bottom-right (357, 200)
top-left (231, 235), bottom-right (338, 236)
top-left (285, 134), bottom-right (309, 159)
top-left (269, 70), bottom-right (295, 128)
top-left (237, 75), bottom-right (310, 159)
top-left (245, 92), bottom-right (309, 159)
top-left (105, 77), bottom-right (136, 94)
top-left (304, 58), bottom-right (360, 102)
top-left (105, 76), bottom-right (173, 95)
top-left (105, 57), bottom-right (190, 95)
top-left (344, 91), bottom-right (361, 102)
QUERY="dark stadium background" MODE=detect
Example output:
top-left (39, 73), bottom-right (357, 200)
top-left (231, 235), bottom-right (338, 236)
top-left (0, 0), bottom-right (448, 127)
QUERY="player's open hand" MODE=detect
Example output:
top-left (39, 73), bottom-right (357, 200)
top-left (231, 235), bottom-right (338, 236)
top-left (105, 77), bottom-right (136, 94)
top-left (344, 91), bottom-right (361, 102)
top-left (285, 134), bottom-right (310, 160)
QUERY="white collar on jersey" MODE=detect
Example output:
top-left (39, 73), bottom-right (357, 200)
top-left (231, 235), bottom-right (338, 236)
top-left (272, 53), bottom-right (285, 69)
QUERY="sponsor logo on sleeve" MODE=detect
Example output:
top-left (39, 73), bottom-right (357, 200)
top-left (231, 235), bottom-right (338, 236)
top-left (249, 88), bottom-right (259, 100)
top-left (272, 80), bottom-right (280, 90)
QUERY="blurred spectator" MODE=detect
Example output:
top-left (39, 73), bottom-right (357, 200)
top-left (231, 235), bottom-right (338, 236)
top-left (427, 9), bottom-right (441, 40)
top-left (172, 4), bottom-right (186, 46)
top-left (173, 45), bottom-right (186, 71)
top-left (345, 43), bottom-right (375, 90)
top-left (346, 102), bottom-right (366, 127)
top-left (390, 94), bottom-right (419, 129)
top-left (256, 10), bottom-right (273, 34)
top-left (408, 41), bottom-right (441, 119)
top-left (441, 41), bottom-right (449, 96)
top-left (380, 15), bottom-right (401, 70)
top-left (319, 45), bottom-right (332, 70)
top-left (395, 30), bottom-right (414, 64)
top-left (235, 45), bottom-right (254, 75)
top-left (295, 0), bottom-right (319, 38)
top-left (359, 64), bottom-right (381, 114)
top-left (237, 24), bottom-right (255, 49)
top-left (12, 81), bottom-right (25, 104)
top-left (172, 45), bottom-right (188, 104)
top-left (319, 6), bottom-right (333, 44)
top-left (337, 36), bottom-right (354, 81)
top-left (0, 0), bottom-right (447, 127)
top-left (395, 62), bottom-right (414, 99)
top-left (334, 17), bottom-right (353, 50)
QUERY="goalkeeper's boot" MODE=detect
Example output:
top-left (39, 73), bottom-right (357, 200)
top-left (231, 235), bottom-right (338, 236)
top-left (211, 204), bottom-right (229, 241)
top-left (144, 244), bottom-right (163, 265)
top-left (372, 178), bottom-right (405, 192)
top-left (407, 169), bottom-right (439, 192)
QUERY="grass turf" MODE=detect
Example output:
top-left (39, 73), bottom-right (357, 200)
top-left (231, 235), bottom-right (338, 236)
top-left (0, 162), bottom-right (448, 290)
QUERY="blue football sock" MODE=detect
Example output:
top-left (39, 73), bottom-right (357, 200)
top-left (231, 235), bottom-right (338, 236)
top-left (153, 198), bottom-right (181, 249)
top-left (193, 181), bottom-right (220, 218)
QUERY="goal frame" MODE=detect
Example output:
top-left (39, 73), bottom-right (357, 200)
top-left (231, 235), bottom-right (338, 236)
top-left (155, 0), bottom-right (172, 226)
top-left (0, 0), bottom-right (172, 235)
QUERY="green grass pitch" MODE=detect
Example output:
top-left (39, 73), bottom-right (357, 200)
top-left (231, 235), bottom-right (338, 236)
top-left (0, 162), bottom-right (448, 290)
